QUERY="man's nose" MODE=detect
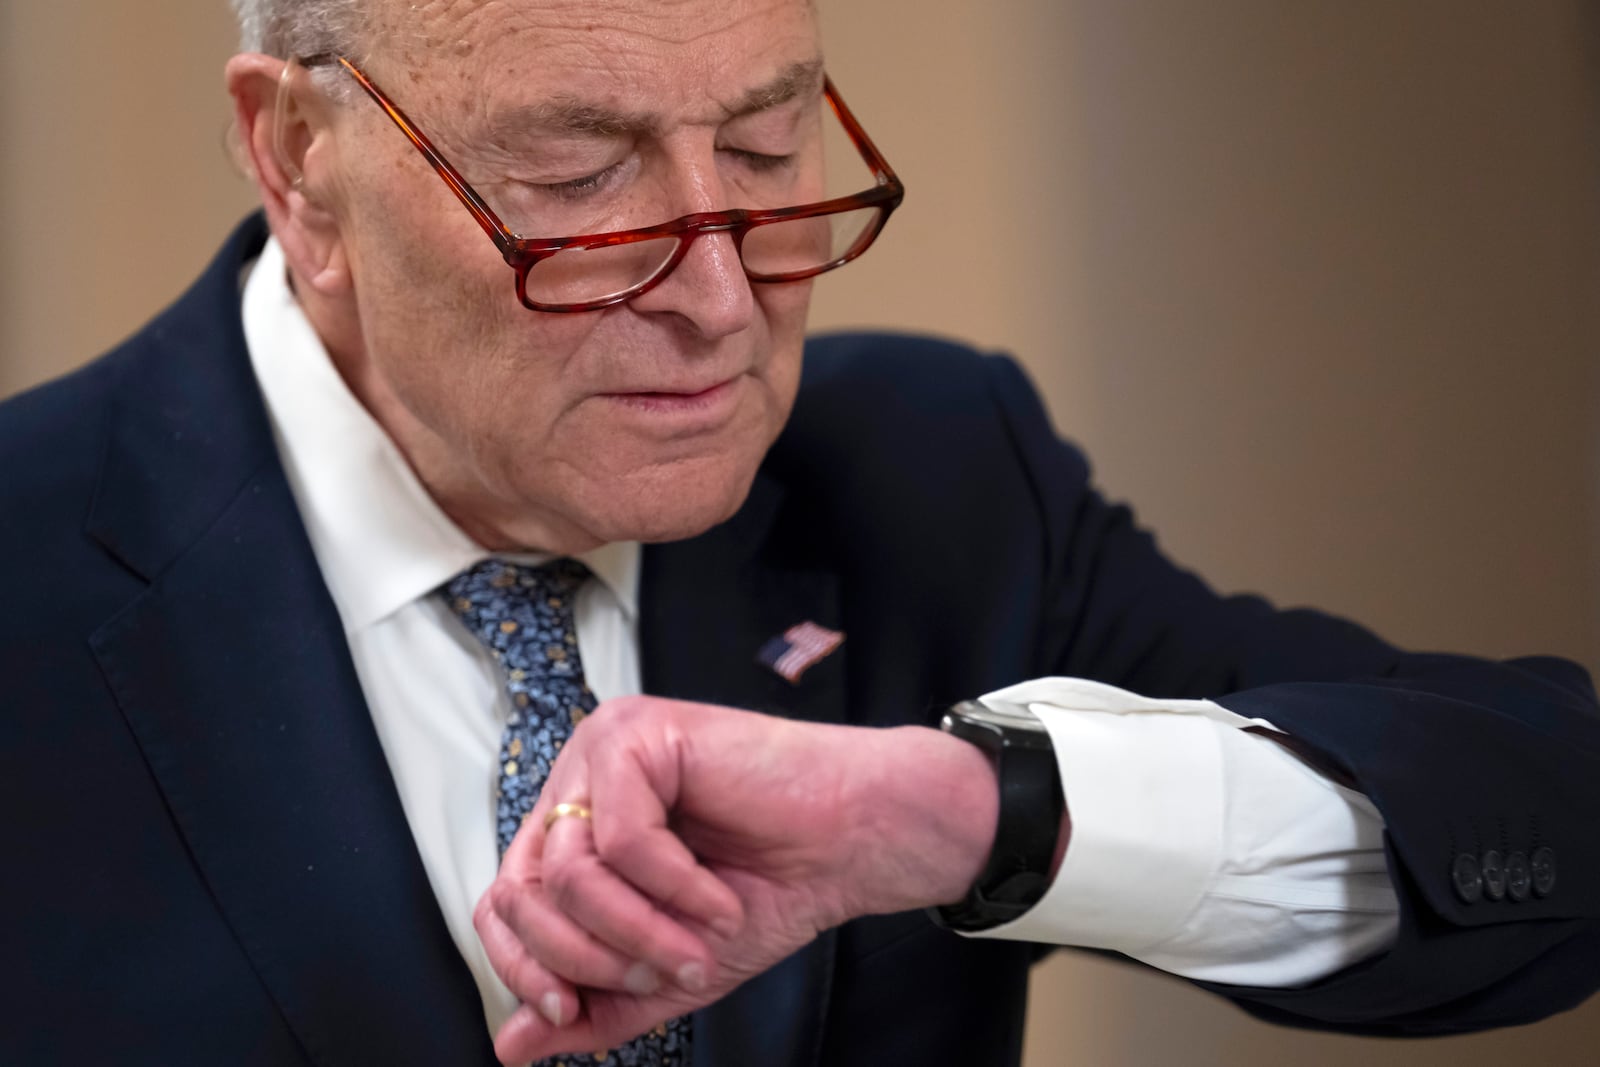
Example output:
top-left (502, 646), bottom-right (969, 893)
top-left (627, 225), bottom-right (756, 339)
top-left (625, 158), bottom-right (756, 337)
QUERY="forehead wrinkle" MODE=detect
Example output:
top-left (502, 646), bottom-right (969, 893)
top-left (393, 0), bottom-right (812, 55)
top-left (515, 0), bottom-right (812, 50)
top-left (480, 58), bottom-right (824, 148)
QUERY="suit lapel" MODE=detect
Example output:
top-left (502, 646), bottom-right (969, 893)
top-left (86, 217), bottom-right (494, 1066)
top-left (641, 472), bottom-right (847, 1067)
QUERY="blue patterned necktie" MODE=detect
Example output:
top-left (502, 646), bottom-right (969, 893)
top-left (443, 558), bottom-right (690, 1067)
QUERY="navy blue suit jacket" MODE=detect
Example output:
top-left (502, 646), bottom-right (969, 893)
top-left (4, 216), bottom-right (1598, 1065)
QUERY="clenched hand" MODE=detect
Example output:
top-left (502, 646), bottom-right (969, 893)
top-left (475, 695), bottom-right (1000, 1064)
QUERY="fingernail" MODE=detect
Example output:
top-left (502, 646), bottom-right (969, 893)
top-left (676, 961), bottom-right (707, 994)
top-left (538, 992), bottom-right (565, 1027)
top-left (624, 962), bottom-right (661, 995)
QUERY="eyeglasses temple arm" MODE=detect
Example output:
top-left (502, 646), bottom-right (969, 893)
top-left (822, 77), bottom-right (902, 193)
top-left (293, 53), bottom-right (517, 255)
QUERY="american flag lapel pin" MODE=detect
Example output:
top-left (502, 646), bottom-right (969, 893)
top-left (757, 621), bottom-right (845, 685)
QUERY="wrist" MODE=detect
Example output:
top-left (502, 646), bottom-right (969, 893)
top-left (846, 725), bottom-right (1000, 914)
top-left (923, 725), bottom-right (1005, 904)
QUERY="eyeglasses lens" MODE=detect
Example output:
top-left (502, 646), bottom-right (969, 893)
top-left (523, 237), bottom-right (681, 307)
top-left (741, 205), bottom-right (884, 280)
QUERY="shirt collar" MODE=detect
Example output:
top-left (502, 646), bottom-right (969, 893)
top-left (241, 236), bottom-right (639, 634)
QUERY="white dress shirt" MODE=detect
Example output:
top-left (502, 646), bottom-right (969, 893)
top-left (241, 237), bottom-right (1397, 1039)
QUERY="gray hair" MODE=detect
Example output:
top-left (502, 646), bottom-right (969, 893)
top-left (229, 0), bottom-right (368, 57)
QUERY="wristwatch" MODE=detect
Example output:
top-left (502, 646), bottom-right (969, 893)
top-left (929, 699), bottom-right (1066, 931)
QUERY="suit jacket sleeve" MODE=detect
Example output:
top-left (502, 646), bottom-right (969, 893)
top-left (978, 348), bottom-right (1600, 1035)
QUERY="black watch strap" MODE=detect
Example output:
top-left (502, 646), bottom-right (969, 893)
top-left (929, 699), bottom-right (1065, 932)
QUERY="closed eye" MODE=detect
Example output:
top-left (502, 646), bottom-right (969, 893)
top-left (537, 163), bottom-right (625, 202)
top-left (721, 148), bottom-right (797, 173)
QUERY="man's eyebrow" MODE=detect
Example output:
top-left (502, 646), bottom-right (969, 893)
top-left (484, 60), bottom-right (826, 143)
top-left (486, 100), bottom-right (646, 142)
top-left (721, 60), bottom-right (826, 119)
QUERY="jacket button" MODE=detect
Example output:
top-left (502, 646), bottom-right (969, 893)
top-left (1531, 847), bottom-right (1557, 897)
top-left (1506, 851), bottom-right (1531, 902)
top-left (1453, 853), bottom-right (1483, 903)
top-left (1481, 849), bottom-right (1507, 901)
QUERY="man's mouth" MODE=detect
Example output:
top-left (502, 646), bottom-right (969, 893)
top-left (599, 376), bottom-right (743, 418)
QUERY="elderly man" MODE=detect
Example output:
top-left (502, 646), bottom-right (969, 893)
top-left (1, 0), bottom-right (1597, 1065)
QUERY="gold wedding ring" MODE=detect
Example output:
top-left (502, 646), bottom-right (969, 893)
top-left (543, 801), bottom-right (594, 832)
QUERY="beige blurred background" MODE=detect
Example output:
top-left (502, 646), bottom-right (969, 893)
top-left (3, 0), bottom-right (1598, 1063)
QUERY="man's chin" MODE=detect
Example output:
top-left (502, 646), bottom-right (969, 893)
top-left (579, 466), bottom-right (762, 547)
top-left (610, 491), bottom-right (754, 546)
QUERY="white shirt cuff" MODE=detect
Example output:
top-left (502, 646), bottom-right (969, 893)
top-left (958, 677), bottom-right (1397, 988)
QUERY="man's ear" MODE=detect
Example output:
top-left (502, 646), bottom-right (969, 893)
top-left (225, 53), bottom-right (351, 297)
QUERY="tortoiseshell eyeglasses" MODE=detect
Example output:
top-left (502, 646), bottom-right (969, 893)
top-left (282, 54), bottom-right (905, 313)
